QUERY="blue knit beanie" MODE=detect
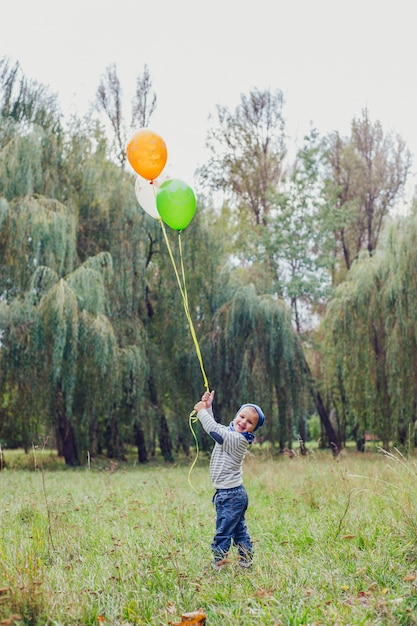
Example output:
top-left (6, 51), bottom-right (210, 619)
top-left (237, 403), bottom-right (265, 432)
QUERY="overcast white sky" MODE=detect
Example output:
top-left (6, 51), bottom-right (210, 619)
top-left (2, 0), bottom-right (417, 201)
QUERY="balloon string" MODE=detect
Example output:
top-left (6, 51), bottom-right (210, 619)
top-left (187, 409), bottom-right (201, 494)
top-left (158, 219), bottom-right (209, 494)
top-left (158, 220), bottom-right (209, 391)
top-left (178, 232), bottom-right (210, 391)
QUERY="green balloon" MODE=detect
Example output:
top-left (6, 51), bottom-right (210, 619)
top-left (156, 179), bottom-right (197, 231)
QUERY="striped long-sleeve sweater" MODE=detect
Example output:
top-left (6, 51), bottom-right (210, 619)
top-left (196, 407), bottom-right (250, 489)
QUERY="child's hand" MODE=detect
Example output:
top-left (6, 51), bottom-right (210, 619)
top-left (194, 390), bottom-right (215, 412)
top-left (204, 390), bottom-right (215, 408)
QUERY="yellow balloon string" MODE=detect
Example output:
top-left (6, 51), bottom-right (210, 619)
top-left (178, 232), bottom-right (209, 390)
top-left (158, 219), bottom-right (209, 391)
top-left (158, 218), bottom-right (209, 493)
top-left (187, 409), bottom-right (201, 494)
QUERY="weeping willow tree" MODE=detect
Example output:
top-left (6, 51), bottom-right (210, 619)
top-left (0, 58), bottom-right (64, 202)
top-left (39, 251), bottom-right (149, 465)
top-left (0, 297), bottom-right (46, 452)
top-left (324, 253), bottom-right (390, 448)
top-left (0, 60), bottom-right (188, 463)
top-left (0, 196), bottom-right (78, 454)
top-left (0, 250), bottom-right (149, 466)
top-left (0, 191), bottom-right (150, 465)
top-left (324, 215), bottom-right (417, 450)
top-left (383, 217), bottom-right (417, 446)
top-left (0, 196), bottom-right (77, 299)
top-left (192, 284), bottom-right (311, 450)
top-left (139, 205), bottom-right (242, 459)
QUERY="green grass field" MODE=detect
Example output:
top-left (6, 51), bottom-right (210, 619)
top-left (1, 446), bottom-right (417, 625)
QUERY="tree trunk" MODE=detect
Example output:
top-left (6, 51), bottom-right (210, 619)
top-left (148, 372), bottom-right (173, 462)
top-left (159, 412), bottom-right (173, 462)
top-left (302, 355), bottom-right (341, 455)
top-left (313, 384), bottom-right (340, 455)
top-left (55, 424), bottom-right (64, 457)
top-left (352, 423), bottom-right (365, 452)
top-left (277, 385), bottom-right (289, 451)
top-left (177, 431), bottom-right (190, 457)
top-left (56, 386), bottom-right (79, 466)
top-left (134, 422), bottom-right (148, 463)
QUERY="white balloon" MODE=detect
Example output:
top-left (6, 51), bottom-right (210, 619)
top-left (135, 175), bottom-right (159, 219)
top-left (135, 168), bottom-right (174, 219)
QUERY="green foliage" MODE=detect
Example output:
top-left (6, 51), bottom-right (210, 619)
top-left (34, 252), bottom-right (148, 459)
top-left (266, 130), bottom-right (336, 329)
top-left (307, 414), bottom-right (321, 441)
top-left (66, 252), bottom-right (113, 316)
top-left (0, 297), bottom-right (46, 449)
top-left (0, 58), bottom-right (64, 202)
top-left (0, 57), bottom-right (61, 132)
top-left (0, 60), bottom-right (153, 461)
top-left (3, 62), bottom-right (414, 464)
top-left (325, 252), bottom-right (388, 438)
top-left (324, 215), bottom-right (417, 448)
top-left (202, 283), bottom-right (310, 447)
top-left (0, 196), bottom-right (77, 298)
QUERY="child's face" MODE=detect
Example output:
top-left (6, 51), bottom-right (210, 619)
top-left (233, 407), bottom-right (259, 434)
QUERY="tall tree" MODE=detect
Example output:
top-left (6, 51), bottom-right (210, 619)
top-left (0, 57), bottom-right (64, 201)
top-left (0, 57), bottom-right (61, 136)
top-left (96, 63), bottom-right (125, 167)
top-left (0, 67), bottom-right (156, 463)
top-left (96, 63), bottom-right (157, 168)
top-left (323, 109), bottom-right (411, 279)
top-left (323, 215), bottom-right (417, 451)
top-left (0, 295), bottom-right (46, 452)
top-left (131, 64), bottom-right (157, 129)
top-left (197, 88), bottom-right (339, 450)
top-left (197, 283), bottom-right (311, 451)
top-left (198, 87), bottom-right (286, 230)
top-left (266, 130), bottom-right (335, 331)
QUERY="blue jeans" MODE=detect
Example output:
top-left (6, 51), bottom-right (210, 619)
top-left (211, 485), bottom-right (252, 562)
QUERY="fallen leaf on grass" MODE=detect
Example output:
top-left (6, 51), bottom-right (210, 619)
top-left (342, 534), bottom-right (356, 539)
top-left (169, 609), bottom-right (206, 625)
top-left (404, 573), bottom-right (417, 581)
top-left (167, 601), bottom-right (177, 615)
top-left (253, 588), bottom-right (276, 599)
top-left (343, 593), bottom-right (372, 607)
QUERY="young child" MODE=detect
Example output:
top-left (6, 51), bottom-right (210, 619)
top-left (194, 389), bottom-right (265, 570)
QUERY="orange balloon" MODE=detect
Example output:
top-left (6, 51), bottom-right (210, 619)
top-left (126, 129), bottom-right (168, 180)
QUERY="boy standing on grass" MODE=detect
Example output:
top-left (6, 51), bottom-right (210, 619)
top-left (193, 390), bottom-right (265, 570)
